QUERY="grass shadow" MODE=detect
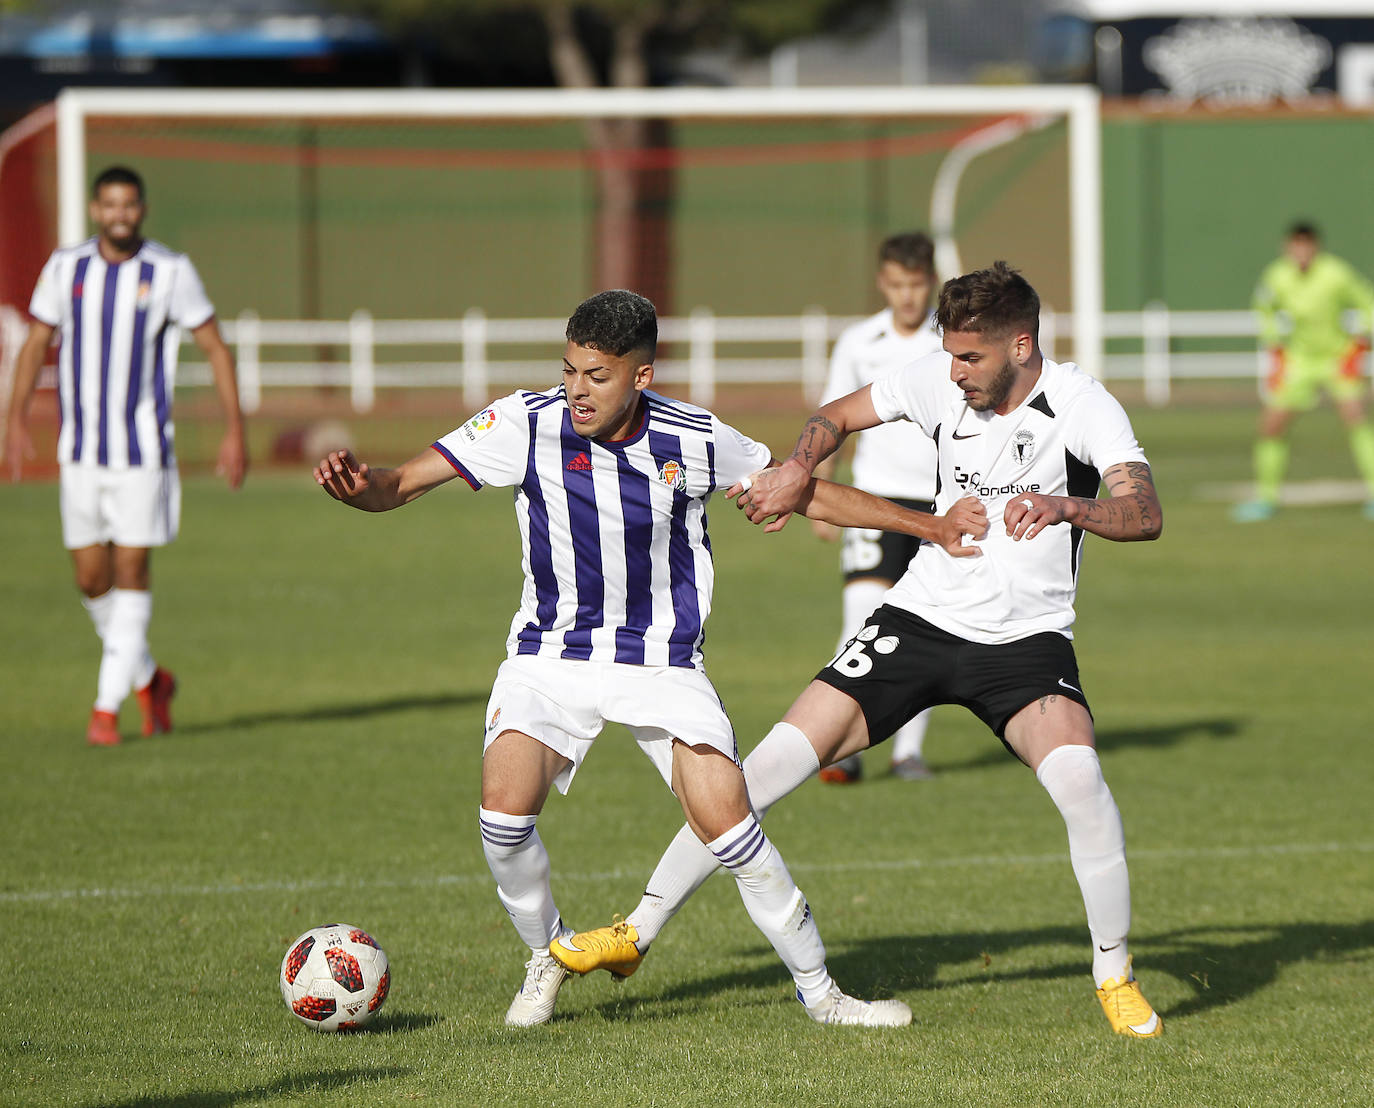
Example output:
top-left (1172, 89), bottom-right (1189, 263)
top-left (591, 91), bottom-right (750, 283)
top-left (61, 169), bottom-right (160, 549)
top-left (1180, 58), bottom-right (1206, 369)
top-left (176, 691), bottom-right (486, 735)
top-left (581, 916), bottom-right (1374, 1026)
top-left (369, 1008), bottom-right (445, 1033)
top-left (930, 715), bottom-right (1243, 774)
top-left (87, 1066), bottom-right (412, 1108)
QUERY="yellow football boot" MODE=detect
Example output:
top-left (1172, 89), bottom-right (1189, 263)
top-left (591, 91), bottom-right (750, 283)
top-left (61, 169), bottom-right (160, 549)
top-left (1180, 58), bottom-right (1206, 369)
top-left (1095, 958), bottom-right (1163, 1039)
top-left (549, 916), bottom-right (643, 980)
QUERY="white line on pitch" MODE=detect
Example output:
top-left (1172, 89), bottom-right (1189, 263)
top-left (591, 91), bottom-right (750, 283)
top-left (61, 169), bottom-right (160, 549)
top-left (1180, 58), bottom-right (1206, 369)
top-left (2, 840), bottom-right (1368, 906)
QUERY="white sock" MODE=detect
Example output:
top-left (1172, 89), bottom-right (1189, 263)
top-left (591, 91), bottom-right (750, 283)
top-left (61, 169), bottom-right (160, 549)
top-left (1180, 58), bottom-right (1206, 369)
top-left (479, 807), bottom-right (564, 951)
top-left (744, 721), bottom-right (821, 819)
top-left (1036, 745), bottom-right (1132, 986)
top-left (95, 589), bottom-right (155, 713)
top-left (81, 589), bottom-right (115, 642)
top-left (890, 708), bottom-right (931, 763)
top-left (839, 579), bottom-right (888, 651)
top-left (709, 813), bottom-right (832, 1007)
top-left (627, 823), bottom-right (713, 947)
top-left (627, 722), bottom-right (821, 944)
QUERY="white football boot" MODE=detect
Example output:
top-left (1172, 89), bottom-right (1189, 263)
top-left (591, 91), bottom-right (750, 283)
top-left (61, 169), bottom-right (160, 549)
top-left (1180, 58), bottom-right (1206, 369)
top-left (504, 948), bottom-right (569, 1027)
top-left (801, 984), bottom-right (912, 1027)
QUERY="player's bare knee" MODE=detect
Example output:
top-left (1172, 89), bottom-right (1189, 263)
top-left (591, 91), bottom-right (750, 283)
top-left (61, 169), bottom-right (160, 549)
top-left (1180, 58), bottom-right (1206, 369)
top-left (480, 731), bottom-right (561, 815)
top-left (673, 744), bottom-right (749, 840)
top-left (111, 546), bottom-right (152, 590)
top-left (782, 681), bottom-right (867, 764)
top-left (74, 571), bottom-right (111, 598)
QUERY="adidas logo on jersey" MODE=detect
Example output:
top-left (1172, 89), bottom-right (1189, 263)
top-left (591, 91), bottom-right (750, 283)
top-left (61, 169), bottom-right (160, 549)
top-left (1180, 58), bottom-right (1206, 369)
top-left (566, 452), bottom-right (593, 472)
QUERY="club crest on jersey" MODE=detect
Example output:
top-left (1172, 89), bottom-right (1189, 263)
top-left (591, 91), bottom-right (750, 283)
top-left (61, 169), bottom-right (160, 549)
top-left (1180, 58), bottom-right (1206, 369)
top-left (658, 460), bottom-right (687, 491)
top-left (1011, 429), bottom-right (1036, 465)
top-left (461, 407), bottom-right (500, 443)
top-left (136, 281), bottom-right (151, 308)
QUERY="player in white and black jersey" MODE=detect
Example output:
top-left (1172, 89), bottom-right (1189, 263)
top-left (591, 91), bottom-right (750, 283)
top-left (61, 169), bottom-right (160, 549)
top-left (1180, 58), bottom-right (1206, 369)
top-left (562, 264), bottom-right (1167, 1040)
top-left (812, 231), bottom-right (945, 784)
top-left (6, 165), bottom-right (246, 746)
top-left (314, 290), bottom-right (986, 1029)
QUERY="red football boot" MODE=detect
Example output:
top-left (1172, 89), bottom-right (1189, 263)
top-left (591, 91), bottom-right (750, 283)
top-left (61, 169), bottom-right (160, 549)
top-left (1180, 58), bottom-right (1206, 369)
top-left (136, 667), bottom-right (177, 736)
top-left (87, 709), bottom-right (121, 746)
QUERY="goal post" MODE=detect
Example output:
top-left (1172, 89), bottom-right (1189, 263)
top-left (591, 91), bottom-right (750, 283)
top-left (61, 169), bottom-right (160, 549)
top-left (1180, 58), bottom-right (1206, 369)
top-left (49, 84), bottom-right (1102, 370)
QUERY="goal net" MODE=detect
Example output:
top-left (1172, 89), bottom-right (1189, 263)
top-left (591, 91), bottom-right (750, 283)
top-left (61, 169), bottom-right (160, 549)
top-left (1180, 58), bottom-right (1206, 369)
top-left (1, 87), bottom-right (1100, 397)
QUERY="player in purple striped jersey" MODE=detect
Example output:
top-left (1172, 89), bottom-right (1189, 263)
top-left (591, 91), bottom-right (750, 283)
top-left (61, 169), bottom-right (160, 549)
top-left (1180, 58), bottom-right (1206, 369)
top-left (6, 166), bottom-right (246, 746)
top-left (315, 290), bottom-right (986, 1027)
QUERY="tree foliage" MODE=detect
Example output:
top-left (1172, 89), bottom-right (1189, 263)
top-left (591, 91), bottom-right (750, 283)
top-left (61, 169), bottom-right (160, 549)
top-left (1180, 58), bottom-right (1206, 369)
top-left (344, 0), bottom-right (895, 84)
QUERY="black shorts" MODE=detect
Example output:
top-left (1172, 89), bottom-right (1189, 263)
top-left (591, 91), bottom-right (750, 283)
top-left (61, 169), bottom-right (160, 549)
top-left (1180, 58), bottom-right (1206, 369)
top-left (841, 498), bottom-right (935, 584)
top-left (814, 604), bottom-right (1091, 753)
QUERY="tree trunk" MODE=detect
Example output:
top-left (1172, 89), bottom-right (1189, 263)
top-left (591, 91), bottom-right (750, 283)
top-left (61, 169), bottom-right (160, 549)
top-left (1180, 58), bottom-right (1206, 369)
top-left (545, 3), bottom-right (674, 314)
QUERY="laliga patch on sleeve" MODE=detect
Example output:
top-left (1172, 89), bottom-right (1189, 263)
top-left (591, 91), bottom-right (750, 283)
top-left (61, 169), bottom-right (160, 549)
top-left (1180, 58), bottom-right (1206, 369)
top-left (460, 407), bottom-right (501, 444)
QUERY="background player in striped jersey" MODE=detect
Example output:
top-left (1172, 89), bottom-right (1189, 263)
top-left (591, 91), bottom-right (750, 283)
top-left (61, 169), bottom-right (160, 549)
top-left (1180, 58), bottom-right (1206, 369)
top-left (563, 264), bottom-right (1167, 1040)
top-left (1234, 221), bottom-right (1374, 522)
top-left (314, 290), bottom-right (986, 1028)
top-left (811, 231), bottom-right (945, 785)
top-left (6, 165), bottom-right (246, 746)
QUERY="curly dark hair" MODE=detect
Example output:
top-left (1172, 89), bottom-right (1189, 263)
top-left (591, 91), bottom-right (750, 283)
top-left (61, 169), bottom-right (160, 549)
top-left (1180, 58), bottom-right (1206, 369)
top-left (936, 260), bottom-right (1039, 341)
top-left (566, 290), bottom-right (658, 361)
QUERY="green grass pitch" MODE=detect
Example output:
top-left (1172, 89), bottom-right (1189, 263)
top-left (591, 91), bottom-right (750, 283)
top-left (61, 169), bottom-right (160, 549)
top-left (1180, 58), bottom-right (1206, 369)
top-left (2, 395), bottom-right (1372, 1107)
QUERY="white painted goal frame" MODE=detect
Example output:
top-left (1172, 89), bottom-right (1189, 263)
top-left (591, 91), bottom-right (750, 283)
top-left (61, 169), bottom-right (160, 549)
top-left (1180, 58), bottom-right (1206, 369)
top-left (55, 85), bottom-right (1103, 369)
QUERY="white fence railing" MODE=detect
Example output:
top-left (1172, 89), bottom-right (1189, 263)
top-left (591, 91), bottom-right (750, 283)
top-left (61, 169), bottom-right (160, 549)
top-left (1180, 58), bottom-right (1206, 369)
top-left (11, 303), bottom-right (1346, 415)
top-left (208, 308), bottom-right (842, 414)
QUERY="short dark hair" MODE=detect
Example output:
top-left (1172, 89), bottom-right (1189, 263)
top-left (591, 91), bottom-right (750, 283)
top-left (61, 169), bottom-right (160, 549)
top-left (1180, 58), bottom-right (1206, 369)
top-left (936, 260), bottom-right (1040, 341)
top-left (1287, 221), bottom-right (1319, 241)
top-left (878, 231), bottom-right (936, 275)
top-left (566, 289), bottom-right (657, 361)
top-left (92, 165), bottom-right (145, 200)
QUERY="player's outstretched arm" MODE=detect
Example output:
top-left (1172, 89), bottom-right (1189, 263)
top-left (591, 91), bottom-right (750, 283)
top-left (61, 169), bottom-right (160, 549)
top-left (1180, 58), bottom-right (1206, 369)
top-left (314, 447), bottom-right (457, 512)
top-left (5, 321), bottom-right (54, 482)
top-left (791, 481), bottom-right (987, 557)
top-left (730, 386), bottom-right (883, 530)
top-left (1005, 461), bottom-right (1163, 543)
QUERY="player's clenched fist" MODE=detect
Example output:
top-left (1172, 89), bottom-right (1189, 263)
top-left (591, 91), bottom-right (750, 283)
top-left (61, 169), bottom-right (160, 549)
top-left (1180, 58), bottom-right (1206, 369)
top-left (938, 495), bottom-right (988, 557)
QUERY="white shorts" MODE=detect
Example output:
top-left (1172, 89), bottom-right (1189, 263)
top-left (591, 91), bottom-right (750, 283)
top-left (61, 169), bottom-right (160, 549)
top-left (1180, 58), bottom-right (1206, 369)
top-left (483, 655), bottom-right (740, 795)
top-left (60, 464), bottom-right (181, 550)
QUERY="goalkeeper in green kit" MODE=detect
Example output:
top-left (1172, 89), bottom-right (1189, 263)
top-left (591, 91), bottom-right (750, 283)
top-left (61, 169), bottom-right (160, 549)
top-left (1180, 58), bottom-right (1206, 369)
top-left (1235, 222), bottom-right (1374, 522)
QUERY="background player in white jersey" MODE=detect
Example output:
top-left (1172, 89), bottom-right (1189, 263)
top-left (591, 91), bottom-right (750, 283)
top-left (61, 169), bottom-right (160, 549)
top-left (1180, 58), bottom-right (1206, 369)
top-left (812, 231), bottom-right (944, 784)
top-left (561, 264), bottom-right (1167, 1040)
top-left (313, 290), bottom-right (986, 1029)
top-left (6, 165), bottom-right (246, 746)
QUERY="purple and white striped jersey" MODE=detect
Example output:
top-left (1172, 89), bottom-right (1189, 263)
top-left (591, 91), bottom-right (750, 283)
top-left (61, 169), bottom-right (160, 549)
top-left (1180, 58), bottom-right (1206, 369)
top-left (432, 386), bottom-right (773, 670)
top-left (29, 238), bottom-right (215, 470)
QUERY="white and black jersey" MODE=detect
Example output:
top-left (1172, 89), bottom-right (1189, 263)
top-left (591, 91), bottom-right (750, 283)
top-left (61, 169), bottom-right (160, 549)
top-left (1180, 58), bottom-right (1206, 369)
top-left (822, 308), bottom-right (943, 501)
top-left (432, 387), bottom-right (772, 670)
top-left (29, 238), bottom-right (215, 470)
top-left (870, 354), bottom-right (1149, 644)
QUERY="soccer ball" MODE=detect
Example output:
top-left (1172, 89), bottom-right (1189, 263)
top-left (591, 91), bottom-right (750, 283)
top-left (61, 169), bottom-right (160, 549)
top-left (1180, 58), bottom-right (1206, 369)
top-left (279, 924), bottom-right (390, 1032)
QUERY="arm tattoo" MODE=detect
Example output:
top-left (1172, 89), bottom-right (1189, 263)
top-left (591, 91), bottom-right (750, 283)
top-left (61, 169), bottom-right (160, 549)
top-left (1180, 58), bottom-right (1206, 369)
top-left (1123, 460), bottom-right (1155, 489)
top-left (1087, 461), bottom-right (1162, 540)
top-left (792, 414), bottom-right (843, 468)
